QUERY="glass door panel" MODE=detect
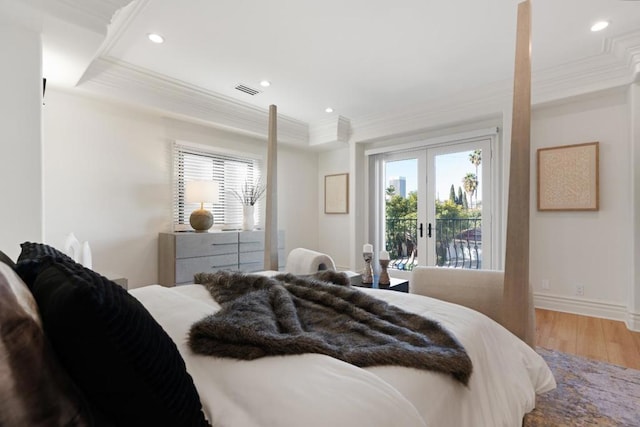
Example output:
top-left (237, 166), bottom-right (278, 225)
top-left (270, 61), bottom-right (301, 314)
top-left (382, 151), bottom-right (425, 271)
top-left (427, 140), bottom-right (492, 269)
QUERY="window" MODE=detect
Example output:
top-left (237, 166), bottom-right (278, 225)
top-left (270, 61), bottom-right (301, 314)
top-left (173, 142), bottom-right (263, 230)
top-left (366, 127), bottom-right (499, 275)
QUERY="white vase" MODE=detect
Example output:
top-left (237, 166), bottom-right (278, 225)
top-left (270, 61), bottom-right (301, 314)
top-left (242, 205), bottom-right (255, 230)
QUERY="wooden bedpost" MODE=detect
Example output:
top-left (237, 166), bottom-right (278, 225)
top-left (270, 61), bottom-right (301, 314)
top-left (264, 104), bottom-right (279, 270)
top-left (503, 0), bottom-right (535, 347)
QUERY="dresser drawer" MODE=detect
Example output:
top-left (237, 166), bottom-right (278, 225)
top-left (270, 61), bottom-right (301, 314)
top-left (239, 250), bottom-right (263, 265)
top-left (239, 249), bottom-right (286, 272)
top-left (239, 230), bottom-right (285, 243)
top-left (175, 232), bottom-right (238, 259)
top-left (238, 262), bottom-right (265, 273)
top-left (175, 254), bottom-right (239, 284)
top-left (159, 230), bottom-right (284, 286)
top-left (239, 230), bottom-right (264, 252)
top-left (239, 230), bottom-right (285, 252)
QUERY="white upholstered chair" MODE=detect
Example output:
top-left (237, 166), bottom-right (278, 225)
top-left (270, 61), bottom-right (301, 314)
top-left (285, 248), bottom-right (336, 275)
top-left (410, 266), bottom-right (535, 341)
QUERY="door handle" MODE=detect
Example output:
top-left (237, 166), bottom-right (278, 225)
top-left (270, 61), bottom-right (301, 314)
top-left (428, 223), bottom-right (432, 238)
top-left (419, 223), bottom-right (423, 238)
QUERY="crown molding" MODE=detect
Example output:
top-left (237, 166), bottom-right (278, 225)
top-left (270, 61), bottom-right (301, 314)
top-left (612, 33), bottom-right (640, 82)
top-left (532, 54), bottom-right (631, 105)
top-left (533, 30), bottom-right (640, 103)
top-left (308, 116), bottom-right (351, 150)
top-left (93, 0), bottom-right (151, 58)
top-left (609, 30), bottom-right (640, 72)
top-left (73, 0), bottom-right (312, 146)
top-left (41, 0), bottom-right (133, 35)
top-left (77, 57), bottom-right (309, 146)
top-left (351, 80), bottom-right (512, 143)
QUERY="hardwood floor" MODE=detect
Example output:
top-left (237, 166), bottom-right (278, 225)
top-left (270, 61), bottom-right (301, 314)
top-left (535, 309), bottom-right (640, 370)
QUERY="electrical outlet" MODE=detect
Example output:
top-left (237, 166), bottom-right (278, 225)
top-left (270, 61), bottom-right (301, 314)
top-left (576, 285), bottom-right (585, 296)
top-left (542, 279), bottom-right (550, 290)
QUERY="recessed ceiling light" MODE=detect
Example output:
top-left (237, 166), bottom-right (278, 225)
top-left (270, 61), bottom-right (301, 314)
top-left (590, 21), bottom-right (609, 32)
top-left (147, 33), bottom-right (165, 43)
top-left (259, 80), bottom-right (271, 87)
top-left (325, 107), bottom-right (334, 113)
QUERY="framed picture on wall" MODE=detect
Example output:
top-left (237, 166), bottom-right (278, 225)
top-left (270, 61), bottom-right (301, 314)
top-left (537, 142), bottom-right (599, 211)
top-left (324, 173), bottom-right (349, 214)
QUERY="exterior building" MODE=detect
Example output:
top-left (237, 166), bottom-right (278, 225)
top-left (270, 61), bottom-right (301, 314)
top-left (389, 177), bottom-right (407, 198)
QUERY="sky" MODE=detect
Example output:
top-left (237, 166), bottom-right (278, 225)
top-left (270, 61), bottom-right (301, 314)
top-left (385, 150), bottom-right (482, 202)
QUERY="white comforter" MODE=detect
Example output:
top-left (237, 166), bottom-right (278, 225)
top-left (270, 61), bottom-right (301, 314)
top-left (130, 284), bottom-right (555, 427)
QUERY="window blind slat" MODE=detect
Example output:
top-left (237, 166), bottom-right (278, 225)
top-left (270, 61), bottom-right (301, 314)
top-left (173, 143), bottom-right (263, 229)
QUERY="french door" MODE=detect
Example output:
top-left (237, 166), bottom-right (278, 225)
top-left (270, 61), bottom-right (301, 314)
top-left (377, 138), bottom-right (493, 271)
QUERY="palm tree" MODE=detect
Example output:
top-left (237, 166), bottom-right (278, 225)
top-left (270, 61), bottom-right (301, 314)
top-left (469, 150), bottom-right (482, 208)
top-left (463, 173), bottom-right (478, 209)
top-left (469, 150), bottom-right (482, 172)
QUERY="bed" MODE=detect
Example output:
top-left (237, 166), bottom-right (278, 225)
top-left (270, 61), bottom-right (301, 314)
top-left (2, 242), bottom-right (554, 427)
top-left (130, 280), bottom-right (555, 427)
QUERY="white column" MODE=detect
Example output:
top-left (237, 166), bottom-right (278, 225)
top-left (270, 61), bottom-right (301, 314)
top-left (0, 20), bottom-right (43, 259)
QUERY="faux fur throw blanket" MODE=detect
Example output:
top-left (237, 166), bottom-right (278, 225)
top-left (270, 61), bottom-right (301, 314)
top-left (189, 270), bottom-right (473, 385)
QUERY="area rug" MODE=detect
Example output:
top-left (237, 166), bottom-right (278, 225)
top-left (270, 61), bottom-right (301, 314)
top-left (524, 347), bottom-right (640, 426)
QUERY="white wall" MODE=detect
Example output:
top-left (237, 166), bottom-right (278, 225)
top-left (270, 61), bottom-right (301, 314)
top-left (277, 145), bottom-right (319, 254)
top-left (43, 89), bottom-right (319, 287)
top-left (530, 89), bottom-right (631, 312)
top-left (318, 146), bottom-right (351, 269)
top-left (0, 22), bottom-right (43, 260)
top-left (43, 91), bottom-right (167, 287)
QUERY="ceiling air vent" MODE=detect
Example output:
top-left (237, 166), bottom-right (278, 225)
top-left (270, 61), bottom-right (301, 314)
top-left (234, 84), bottom-right (261, 96)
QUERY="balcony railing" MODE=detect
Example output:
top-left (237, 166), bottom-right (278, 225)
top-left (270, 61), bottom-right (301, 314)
top-left (385, 217), bottom-right (418, 271)
top-left (385, 217), bottom-right (482, 270)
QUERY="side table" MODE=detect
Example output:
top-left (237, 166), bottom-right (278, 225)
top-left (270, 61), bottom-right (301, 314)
top-left (352, 276), bottom-right (409, 293)
top-left (377, 277), bottom-right (409, 293)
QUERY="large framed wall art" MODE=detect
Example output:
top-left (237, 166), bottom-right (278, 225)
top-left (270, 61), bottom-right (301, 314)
top-left (537, 142), bottom-right (599, 211)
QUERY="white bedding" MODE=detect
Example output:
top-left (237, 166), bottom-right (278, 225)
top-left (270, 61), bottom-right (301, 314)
top-left (130, 284), bottom-right (555, 427)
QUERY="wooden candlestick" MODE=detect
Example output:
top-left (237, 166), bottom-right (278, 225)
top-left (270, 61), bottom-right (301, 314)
top-left (362, 252), bottom-right (373, 285)
top-left (379, 259), bottom-right (390, 286)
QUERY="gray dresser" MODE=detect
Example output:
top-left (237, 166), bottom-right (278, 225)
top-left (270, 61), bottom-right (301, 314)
top-left (158, 230), bottom-right (285, 286)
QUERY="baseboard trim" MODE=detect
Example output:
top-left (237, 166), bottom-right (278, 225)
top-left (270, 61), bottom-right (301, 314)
top-left (534, 293), bottom-right (628, 323)
top-left (626, 312), bottom-right (640, 332)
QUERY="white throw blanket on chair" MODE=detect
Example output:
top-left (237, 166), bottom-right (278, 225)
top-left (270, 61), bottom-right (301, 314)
top-left (285, 248), bottom-right (336, 275)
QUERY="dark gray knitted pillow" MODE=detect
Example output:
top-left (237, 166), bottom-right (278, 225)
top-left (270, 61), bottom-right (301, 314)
top-left (16, 243), bottom-right (210, 427)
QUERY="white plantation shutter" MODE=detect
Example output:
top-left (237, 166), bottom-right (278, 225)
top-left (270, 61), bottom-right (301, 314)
top-left (173, 142), bottom-right (263, 230)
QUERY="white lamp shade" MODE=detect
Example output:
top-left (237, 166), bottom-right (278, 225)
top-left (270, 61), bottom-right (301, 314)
top-left (185, 180), bottom-right (220, 203)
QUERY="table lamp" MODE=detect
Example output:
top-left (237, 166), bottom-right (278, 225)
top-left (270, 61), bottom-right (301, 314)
top-left (185, 180), bottom-right (220, 232)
